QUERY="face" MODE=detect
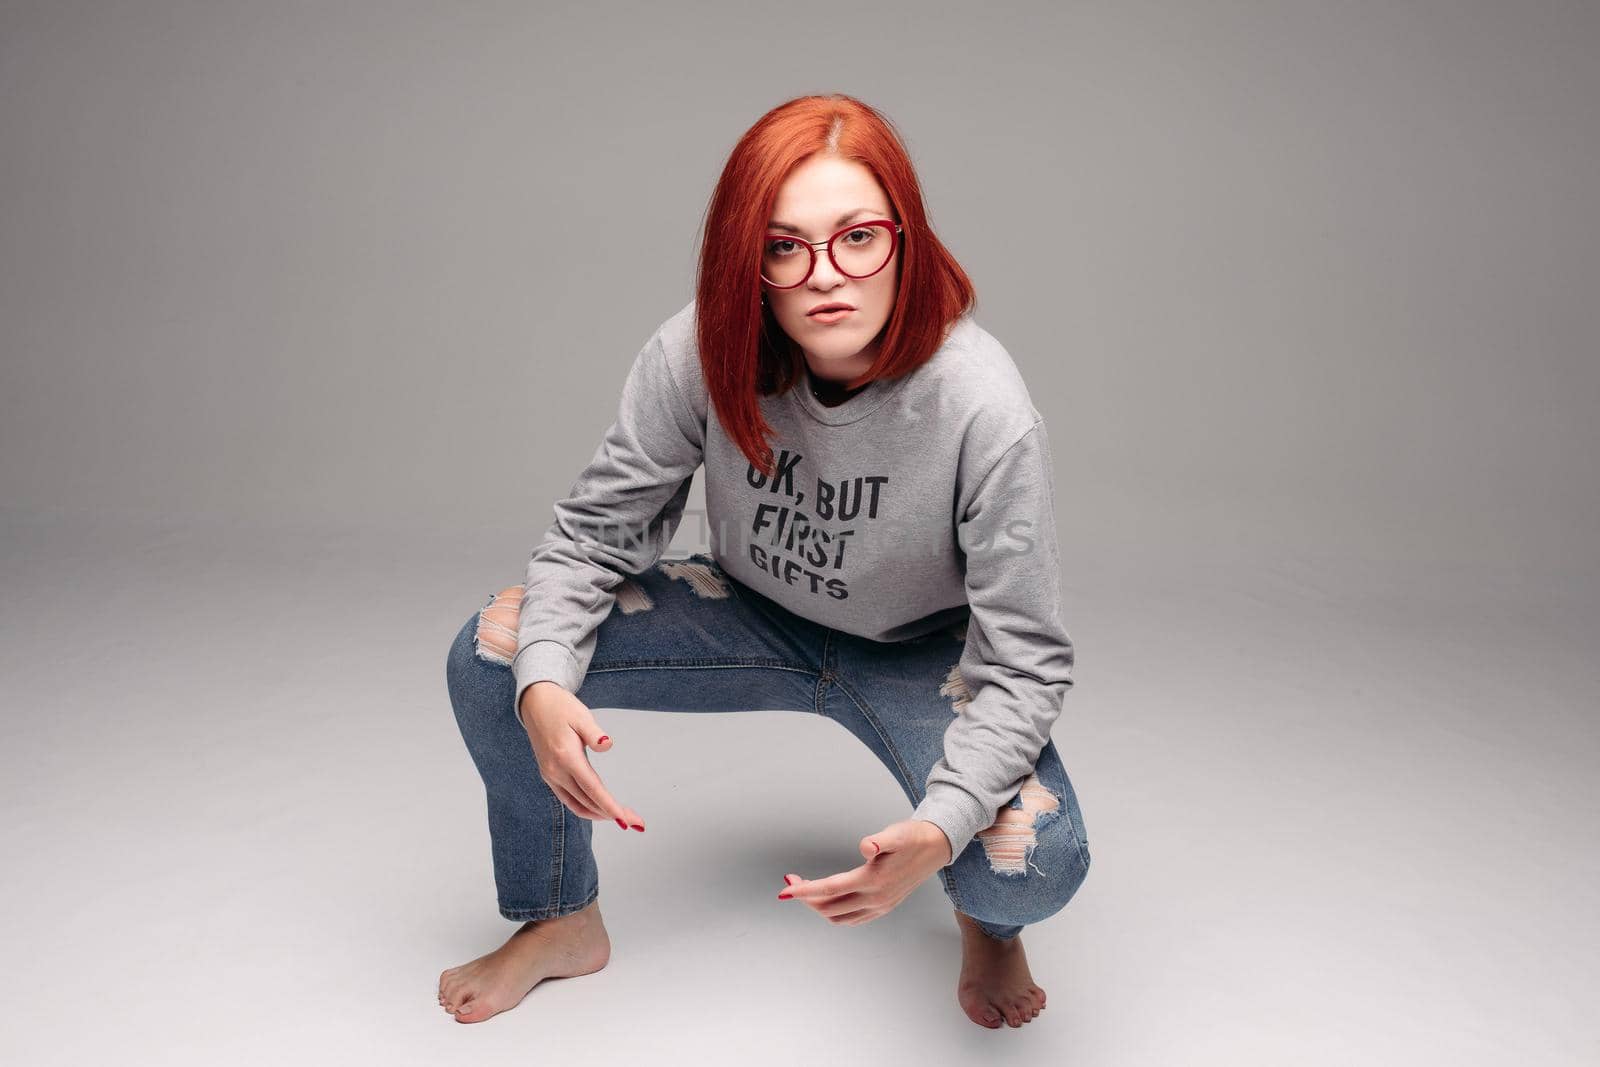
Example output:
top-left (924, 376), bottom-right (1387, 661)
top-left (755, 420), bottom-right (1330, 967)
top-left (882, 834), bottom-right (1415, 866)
top-left (761, 155), bottom-right (901, 385)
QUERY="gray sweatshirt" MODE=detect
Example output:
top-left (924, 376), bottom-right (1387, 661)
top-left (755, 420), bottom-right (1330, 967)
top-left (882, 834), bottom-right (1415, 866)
top-left (512, 299), bottom-right (1075, 861)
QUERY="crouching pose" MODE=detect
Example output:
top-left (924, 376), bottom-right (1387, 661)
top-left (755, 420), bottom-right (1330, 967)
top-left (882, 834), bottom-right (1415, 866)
top-left (440, 92), bottom-right (1092, 1030)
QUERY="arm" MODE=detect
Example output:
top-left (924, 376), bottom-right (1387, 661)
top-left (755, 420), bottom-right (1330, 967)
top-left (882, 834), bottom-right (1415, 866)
top-left (910, 420), bottom-right (1076, 862)
top-left (512, 326), bottom-right (705, 716)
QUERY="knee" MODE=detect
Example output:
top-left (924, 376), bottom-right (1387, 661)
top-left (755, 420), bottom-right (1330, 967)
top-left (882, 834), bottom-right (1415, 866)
top-left (976, 772), bottom-right (1062, 877)
top-left (964, 773), bottom-right (1090, 925)
top-left (445, 587), bottom-right (521, 698)
top-left (472, 585), bottom-right (522, 666)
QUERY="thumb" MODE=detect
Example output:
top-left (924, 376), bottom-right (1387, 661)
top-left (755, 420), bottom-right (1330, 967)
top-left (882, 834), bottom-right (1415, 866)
top-left (862, 821), bottom-right (918, 860)
top-left (575, 715), bottom-right (613, 752)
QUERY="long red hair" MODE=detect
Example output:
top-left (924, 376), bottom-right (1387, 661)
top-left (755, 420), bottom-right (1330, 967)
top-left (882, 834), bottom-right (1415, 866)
top-left (694, 94), bottom-right (977, 479)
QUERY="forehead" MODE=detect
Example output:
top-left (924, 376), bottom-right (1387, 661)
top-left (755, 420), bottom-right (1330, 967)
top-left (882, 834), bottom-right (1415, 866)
top-left (768, 157), bottom-right (890, 234)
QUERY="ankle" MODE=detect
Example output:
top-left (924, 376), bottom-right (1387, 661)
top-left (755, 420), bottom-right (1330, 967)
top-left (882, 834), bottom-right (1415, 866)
top-left (955, 911), bottom-right (1017, 944)
top-left (540, 899), bottom-right (601, 929)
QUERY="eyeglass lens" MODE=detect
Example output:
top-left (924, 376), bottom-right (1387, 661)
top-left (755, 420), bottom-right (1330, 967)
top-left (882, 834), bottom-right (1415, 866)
top-left (761, 223), bottom-right (895, 287)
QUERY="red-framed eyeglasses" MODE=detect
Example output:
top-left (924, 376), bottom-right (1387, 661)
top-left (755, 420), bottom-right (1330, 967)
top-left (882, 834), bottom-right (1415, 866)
top-left (760, 218), bottom-right (903, 289)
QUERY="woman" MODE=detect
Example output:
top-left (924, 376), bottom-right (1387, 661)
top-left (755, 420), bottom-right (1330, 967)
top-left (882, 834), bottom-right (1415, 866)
top-left (439, 94), bottom-right (1091, 1030)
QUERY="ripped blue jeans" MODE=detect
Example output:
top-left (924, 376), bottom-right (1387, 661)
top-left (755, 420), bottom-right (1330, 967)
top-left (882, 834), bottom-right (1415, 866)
top-left (444, 553), bottom-right (1091, 942)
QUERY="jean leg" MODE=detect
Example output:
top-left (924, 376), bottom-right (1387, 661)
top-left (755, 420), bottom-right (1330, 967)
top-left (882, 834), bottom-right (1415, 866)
top-left (445, 555), bottom-right (828, 921)
top-left (825, 626), bottom-right (1092, 941)
top-left (446, 602), bottom-right (597, 920)
top-left (946, 740), bottom-right (1090, 940)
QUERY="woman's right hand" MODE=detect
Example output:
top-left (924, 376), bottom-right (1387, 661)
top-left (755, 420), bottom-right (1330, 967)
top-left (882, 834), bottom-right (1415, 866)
top-left (519, 682), bottom-right (645, 831)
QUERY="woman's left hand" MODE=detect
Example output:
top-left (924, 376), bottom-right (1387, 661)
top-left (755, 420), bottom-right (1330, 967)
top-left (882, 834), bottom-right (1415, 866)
top-left (778, 818), bottom-right (953, 926)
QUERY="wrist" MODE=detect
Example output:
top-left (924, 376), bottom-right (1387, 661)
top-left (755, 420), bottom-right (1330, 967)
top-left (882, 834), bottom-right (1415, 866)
top-left (517, 681), bottom-right (564, 729)
top-left (913, 818), bottom-right (955, 866)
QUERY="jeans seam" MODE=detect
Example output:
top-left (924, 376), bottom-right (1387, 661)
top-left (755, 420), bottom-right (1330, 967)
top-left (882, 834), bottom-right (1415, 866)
top-left (940, 865), bottom-right (969, 915)
top-left (828, 678), bottom-right (923, 821)
top-left (1057, 768), bottom-right (1092, 872)
top-left (549, 789), bottom-right (565, 908)
top-left (814, 631), bottom-right (835, 717)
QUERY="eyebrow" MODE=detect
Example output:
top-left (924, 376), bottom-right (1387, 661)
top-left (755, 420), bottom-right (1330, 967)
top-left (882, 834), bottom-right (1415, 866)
top-left (765, 207), bottom-right (884, 236)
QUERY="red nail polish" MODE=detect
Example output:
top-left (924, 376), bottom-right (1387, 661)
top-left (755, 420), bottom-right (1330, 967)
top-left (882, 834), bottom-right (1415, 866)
top-left (778, 892), bottom-right (792, 900)
top-left (631, 824), bottom-right (644, 832)
top-left (598, 735), bottom-right (609, 745)
top-left (615, 818), bottom-right (626, 829)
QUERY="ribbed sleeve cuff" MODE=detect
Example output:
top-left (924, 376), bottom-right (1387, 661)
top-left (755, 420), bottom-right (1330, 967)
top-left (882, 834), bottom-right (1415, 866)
top-left (511, 641), bottom-right (582, 725)
top-left (911, 782), bottom-right (995, 866)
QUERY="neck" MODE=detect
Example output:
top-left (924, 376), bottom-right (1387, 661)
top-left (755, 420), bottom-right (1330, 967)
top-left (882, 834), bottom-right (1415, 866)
top-left (807, 364), bottom-right (869, 406)
top-left (801, 335), bottom-right (879, 388)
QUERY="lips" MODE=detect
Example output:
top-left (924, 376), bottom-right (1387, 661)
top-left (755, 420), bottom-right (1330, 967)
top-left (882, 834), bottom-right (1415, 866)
top-left (808, 303), bottom-right (856, 316)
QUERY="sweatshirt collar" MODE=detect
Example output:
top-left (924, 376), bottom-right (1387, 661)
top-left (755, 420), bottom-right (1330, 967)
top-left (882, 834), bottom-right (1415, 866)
top-left (783, 315), bottom-right (970, 426)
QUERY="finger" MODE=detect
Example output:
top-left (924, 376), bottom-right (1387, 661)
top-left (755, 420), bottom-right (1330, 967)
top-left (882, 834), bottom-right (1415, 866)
top-left (564, 758), bottom-right (625, 823)
top-left (551, 780), bottom-right (606, 820)
top-left (829, 907), bottom-right (876, 926)
top-left (573, 715), bottom-right (614, 754)
top-left (552, 780), bottom-right (601, 819)
top-left (603, 804), bottom-right (645, 831)
top-left (560, 764), bottom-right (613, 820)
top-left (808, 891), bottom-right (867, 918)
top-left (565, 753), bottom-right (631, 825)
top-left (782, 869), bottom-right (867, 901)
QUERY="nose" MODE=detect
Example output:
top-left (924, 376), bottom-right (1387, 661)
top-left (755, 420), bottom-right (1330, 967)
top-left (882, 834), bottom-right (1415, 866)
top-left (808, 250), bottom-right (847, 288)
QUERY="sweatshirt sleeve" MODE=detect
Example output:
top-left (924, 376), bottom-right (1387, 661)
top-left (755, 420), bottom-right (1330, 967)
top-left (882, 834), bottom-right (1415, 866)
top-left (910, 419), bottom-right (1076, 863)
top-left (511, 326), bottom-right (705, 716)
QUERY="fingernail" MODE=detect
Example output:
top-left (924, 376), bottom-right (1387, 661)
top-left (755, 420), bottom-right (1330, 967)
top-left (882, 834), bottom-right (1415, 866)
top-left (598, 735), bottom-right (609, 745)
top-left (777, 892), bottom-right (792, 900)
top-left (630, 824), bottom-right (644, 832)
top-left (615, 818), bottom-right (626, 829)
top-left (783, 874), bottom-right (796, 886)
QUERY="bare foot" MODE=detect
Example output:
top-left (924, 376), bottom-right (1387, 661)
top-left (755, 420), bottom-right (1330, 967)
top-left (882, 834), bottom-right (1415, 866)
top-left (438, 899), bottom-right (611, 1023)
top-left (954, 910), bottom-right (1047, 1029)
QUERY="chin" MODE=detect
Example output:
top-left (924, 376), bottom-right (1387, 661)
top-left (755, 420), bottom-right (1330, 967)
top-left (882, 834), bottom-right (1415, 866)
top-left (816, 337), bottom-right (869, 359)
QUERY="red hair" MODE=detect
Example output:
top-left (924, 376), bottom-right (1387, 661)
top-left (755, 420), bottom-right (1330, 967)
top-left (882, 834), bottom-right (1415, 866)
top-left (694, 94), bottom-right (977, 478)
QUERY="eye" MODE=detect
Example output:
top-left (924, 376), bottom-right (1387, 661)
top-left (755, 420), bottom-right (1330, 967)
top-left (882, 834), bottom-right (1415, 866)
top-left (841, 227), bottom-right (876, 246)
top-left (765, 237), bottom-right (801, 257)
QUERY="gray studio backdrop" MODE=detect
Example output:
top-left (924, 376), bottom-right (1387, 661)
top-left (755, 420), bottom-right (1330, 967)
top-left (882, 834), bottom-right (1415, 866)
top-left (5, 1), bottom-right (1594, 566)
top-left (2, 2), bottom-right (1596, 1065)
